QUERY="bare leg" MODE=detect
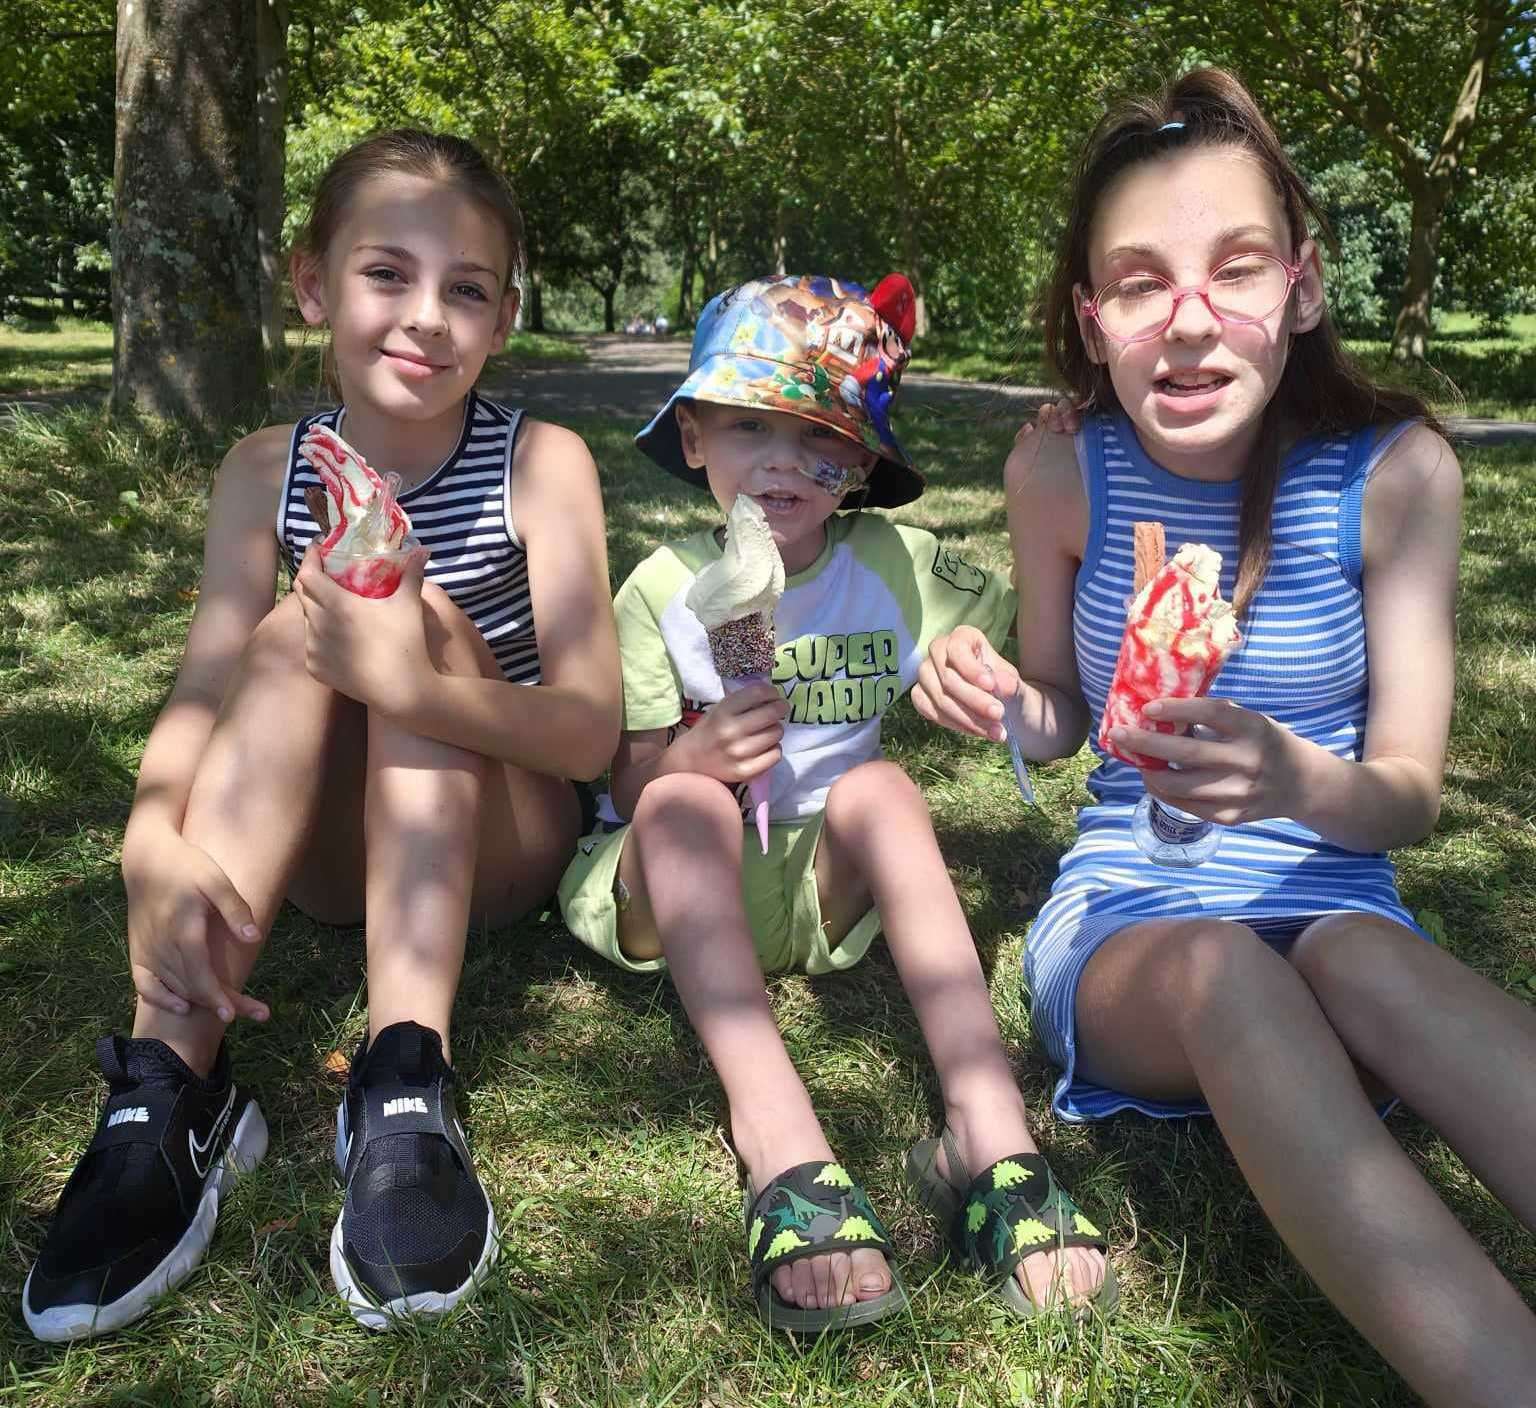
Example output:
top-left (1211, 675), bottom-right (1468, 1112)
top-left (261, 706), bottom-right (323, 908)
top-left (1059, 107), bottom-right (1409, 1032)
top-left (1289, 913), bottom-right (1536, 1231)
top-left (133, 595), bottom-right (341, 1073)
top-left (135, 588), bottom-right (579, 1073)
top-left (815, 761), bottom-right (1104, 1309)
top-left (617, 772), bottom-right (892, 1313)
top-left (357, 586), bottom-right (580, 1061)
top-left (1074, 918), bottom-right (1536, 1408)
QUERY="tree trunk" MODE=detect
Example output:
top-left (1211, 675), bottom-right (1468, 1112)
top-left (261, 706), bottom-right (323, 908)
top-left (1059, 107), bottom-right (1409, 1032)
top-left (527, 269), bottom-right (545, 332)
top-left (676, 239), bottom-right (694, 325)
top-left (256, 0), bottom-right (289, 367)
top-left (113, 0), bottom-right (266, 428)
top-left (1390, 178), bottom-right (1448, 362)
top-left (602, 285), bottom-right (616, 333)
top-left (772, 203), bottom-right (788, 277)
top-left (702, 215), bottom-right (721, 296)
top-left (891, 103), bottom-right (928, 338)
top-left (898, 211), bottom-right (927, 340)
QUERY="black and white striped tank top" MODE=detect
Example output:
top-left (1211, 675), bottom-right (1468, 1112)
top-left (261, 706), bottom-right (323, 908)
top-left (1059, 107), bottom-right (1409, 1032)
top-left (276, 392), bottom-right (540, 684)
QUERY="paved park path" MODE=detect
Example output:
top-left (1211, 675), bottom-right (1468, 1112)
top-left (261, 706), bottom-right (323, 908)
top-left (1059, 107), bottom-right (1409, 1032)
top-left (481, 333), bottom-right (1536, 447)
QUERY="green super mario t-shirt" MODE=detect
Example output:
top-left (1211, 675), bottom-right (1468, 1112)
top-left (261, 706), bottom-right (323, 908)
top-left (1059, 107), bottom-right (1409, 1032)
top-left (613, 512), bottom-right (1015, 822)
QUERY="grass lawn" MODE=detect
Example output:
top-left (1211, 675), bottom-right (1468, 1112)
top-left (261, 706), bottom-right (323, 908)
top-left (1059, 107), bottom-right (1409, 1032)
top-left (2, 375), bottom-right (1534, 1404)
top-left (0, 323), bottom-right (586, 403)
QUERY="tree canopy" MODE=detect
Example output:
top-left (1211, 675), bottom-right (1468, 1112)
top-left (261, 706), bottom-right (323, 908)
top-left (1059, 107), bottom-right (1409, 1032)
top-left (14, 0), bottom-right (1535, 407)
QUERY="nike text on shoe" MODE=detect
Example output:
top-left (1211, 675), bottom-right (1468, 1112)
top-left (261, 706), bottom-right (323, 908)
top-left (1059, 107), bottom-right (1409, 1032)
top-left (23, 1036), bottom-right (267, 1342)
top-left (331, 1021), bottom-right (498, 1329)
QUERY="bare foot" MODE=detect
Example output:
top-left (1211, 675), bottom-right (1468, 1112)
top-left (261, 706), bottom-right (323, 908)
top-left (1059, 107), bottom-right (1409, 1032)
top-left (770, 1244), bottom-right (892, 1311)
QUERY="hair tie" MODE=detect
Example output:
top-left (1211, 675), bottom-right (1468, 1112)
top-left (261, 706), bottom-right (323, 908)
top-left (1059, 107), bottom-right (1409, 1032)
top-left (1157, 121), bottom-right (1185, 132)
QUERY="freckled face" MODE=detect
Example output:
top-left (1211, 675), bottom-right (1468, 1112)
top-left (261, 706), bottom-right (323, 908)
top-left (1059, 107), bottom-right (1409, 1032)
top-left (1077, 146), bottom-right (1323, 479)
top-left (677, 402), bottom-right (877, 573)
top-left (294, 174), bottom-right (516, 427)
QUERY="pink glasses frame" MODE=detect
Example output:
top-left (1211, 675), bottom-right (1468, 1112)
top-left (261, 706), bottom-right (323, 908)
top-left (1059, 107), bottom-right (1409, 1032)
top-left (1081, 252), bottom-right (1306, 344)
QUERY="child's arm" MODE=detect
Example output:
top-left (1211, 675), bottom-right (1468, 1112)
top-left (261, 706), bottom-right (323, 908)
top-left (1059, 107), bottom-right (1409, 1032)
top-left (1286, 423), bottom-right (1460, 848)
top-left (1119, 426), bottom-right (1462, 851)
top-left (121, 424), bottom-right (293, 1016)
top-left (608, 684), bottom-right (788, 820)
top-left (914, 426), bottom-right (1091, 757)
top-left (295, 420), bottom-right (622, 781)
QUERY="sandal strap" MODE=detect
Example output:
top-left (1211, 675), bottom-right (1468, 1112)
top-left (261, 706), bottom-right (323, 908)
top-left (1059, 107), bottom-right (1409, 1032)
top-left (745, 1159), bottom-right (891, 1296)
top-left (954, 1152), bottom-right (1107, 1283)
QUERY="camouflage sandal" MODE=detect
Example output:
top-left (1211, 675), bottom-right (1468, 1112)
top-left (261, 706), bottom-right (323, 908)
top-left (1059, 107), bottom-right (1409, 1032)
top-left (905, 1129), bottom-right (1117, 1319)
top-left (742, 1159), bottom-right (909, 1334)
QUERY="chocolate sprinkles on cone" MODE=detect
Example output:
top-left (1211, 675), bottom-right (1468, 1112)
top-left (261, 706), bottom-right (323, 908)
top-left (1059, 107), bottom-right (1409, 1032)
top-left (707, 612), bottom-right (776, 678)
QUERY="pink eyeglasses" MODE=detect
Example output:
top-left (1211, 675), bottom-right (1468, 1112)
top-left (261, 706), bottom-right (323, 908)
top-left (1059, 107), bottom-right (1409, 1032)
top-left (1082, 252), bottom-right (1304, 344)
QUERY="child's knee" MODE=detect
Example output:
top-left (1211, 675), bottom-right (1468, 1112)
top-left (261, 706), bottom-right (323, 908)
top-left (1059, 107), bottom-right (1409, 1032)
top-left (245, 592), bottom-right (309, 673)
top-left (824, 760), bottom-right (925, 830)
top-left (421, 582), bottom-right (499, 678)
top-left (1161, 919), bottom-right (1294, 1033)
top-left (1289, 913), bottom-right (1422, 1012)
top-left (630, 771), bottom-right (742, 837)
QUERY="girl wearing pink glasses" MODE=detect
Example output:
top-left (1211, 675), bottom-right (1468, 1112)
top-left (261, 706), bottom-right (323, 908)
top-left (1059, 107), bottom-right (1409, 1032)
top-left (915, 67), bottom-right (1536, 1406)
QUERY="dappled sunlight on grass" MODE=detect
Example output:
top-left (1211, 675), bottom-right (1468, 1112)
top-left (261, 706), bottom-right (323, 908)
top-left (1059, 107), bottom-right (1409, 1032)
top-left (3, 386), bottom-right (1534, 1403)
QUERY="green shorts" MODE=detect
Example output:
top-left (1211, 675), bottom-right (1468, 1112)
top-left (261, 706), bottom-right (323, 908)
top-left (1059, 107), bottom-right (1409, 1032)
top-left (557, 813), bottom-right (882, 976)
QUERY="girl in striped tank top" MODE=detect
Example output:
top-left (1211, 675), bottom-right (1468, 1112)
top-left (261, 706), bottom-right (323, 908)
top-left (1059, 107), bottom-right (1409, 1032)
top-left (23, 131), bottom-right (620, 1341)
top-left (916, 71), bottom-right (1536, 1406)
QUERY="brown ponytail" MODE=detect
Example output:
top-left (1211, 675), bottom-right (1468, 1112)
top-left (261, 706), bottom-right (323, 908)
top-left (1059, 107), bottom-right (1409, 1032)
top-left (1041, 68), bottom-right (1437, 619)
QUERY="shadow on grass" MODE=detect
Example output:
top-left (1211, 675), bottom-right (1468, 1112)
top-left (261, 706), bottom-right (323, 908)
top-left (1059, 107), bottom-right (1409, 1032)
top-left (0, 342), bottom-right (114, 375)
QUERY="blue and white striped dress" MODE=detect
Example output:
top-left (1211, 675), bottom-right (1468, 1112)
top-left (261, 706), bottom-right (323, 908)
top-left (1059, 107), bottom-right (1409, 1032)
top-left (1024, 413), bottom-right (1427, 1122)
top-left (276, 392), bottom-right (541, 684)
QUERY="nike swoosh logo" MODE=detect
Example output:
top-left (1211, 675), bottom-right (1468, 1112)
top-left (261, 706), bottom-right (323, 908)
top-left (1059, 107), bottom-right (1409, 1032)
top-left (188, 1086), bottom-right (238, 1180)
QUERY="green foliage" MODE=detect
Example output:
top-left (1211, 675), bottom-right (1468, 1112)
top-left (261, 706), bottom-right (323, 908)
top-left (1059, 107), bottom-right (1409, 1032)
top-left (1309, 159), bottom-right (1413, 334)
top-left (0, 1), bottom-right (111, 320)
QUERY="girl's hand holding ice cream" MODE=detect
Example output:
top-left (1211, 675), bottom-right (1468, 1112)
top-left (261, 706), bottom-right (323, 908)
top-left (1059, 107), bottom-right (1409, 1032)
top-left (294, 543), bottom-right (433, 716)
top-left (1108, 694), bottom-right (1305, 827)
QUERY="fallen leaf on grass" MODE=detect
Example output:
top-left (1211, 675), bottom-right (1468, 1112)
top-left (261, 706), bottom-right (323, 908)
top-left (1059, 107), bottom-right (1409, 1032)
top-left (322, 1049), bottom-right (350, 1078)
top-left (255, 1217), bottom-right (298, 1238)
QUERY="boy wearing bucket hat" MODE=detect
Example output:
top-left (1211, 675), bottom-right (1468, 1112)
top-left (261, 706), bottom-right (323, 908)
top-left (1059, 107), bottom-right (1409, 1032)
top-left (558, 274), bottom-right (1113, 1332)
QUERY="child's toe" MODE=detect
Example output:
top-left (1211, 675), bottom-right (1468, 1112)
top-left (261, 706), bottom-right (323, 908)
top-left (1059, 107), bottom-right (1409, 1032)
top-left (850, 1247), bottom-right (891, 1300)
top-left (1015, 1246), bottom-right (1106, 1309)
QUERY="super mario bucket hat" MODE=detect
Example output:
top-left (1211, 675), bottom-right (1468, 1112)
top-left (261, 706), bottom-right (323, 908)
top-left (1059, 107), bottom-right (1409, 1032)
top-left (634, 273), bottom-right (925, 510)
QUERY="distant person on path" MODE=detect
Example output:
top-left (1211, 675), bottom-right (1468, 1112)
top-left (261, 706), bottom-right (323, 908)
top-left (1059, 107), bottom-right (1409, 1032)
top-left (23, 129), bottom-right (619, 1339)
top-left (655, 313), bottom-right (671, 336)
top-left (916, 68), bottom-right (1536, 1406)
top-left (558, 274), bottom-right (1113, 1333)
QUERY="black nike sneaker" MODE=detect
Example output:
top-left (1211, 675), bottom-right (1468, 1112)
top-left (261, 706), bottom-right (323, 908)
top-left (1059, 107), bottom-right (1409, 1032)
top-left (330, 1021), bottom-right (498, 1328)
top-left (23, 1035), bottom-right (267, 1341)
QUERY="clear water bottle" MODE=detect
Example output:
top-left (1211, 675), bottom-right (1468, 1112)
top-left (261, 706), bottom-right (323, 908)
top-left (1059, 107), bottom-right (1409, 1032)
top-left (1132, 795), bottom-right (1221, 867)
top-left (1130, 722), bottom-right (1222, 867)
